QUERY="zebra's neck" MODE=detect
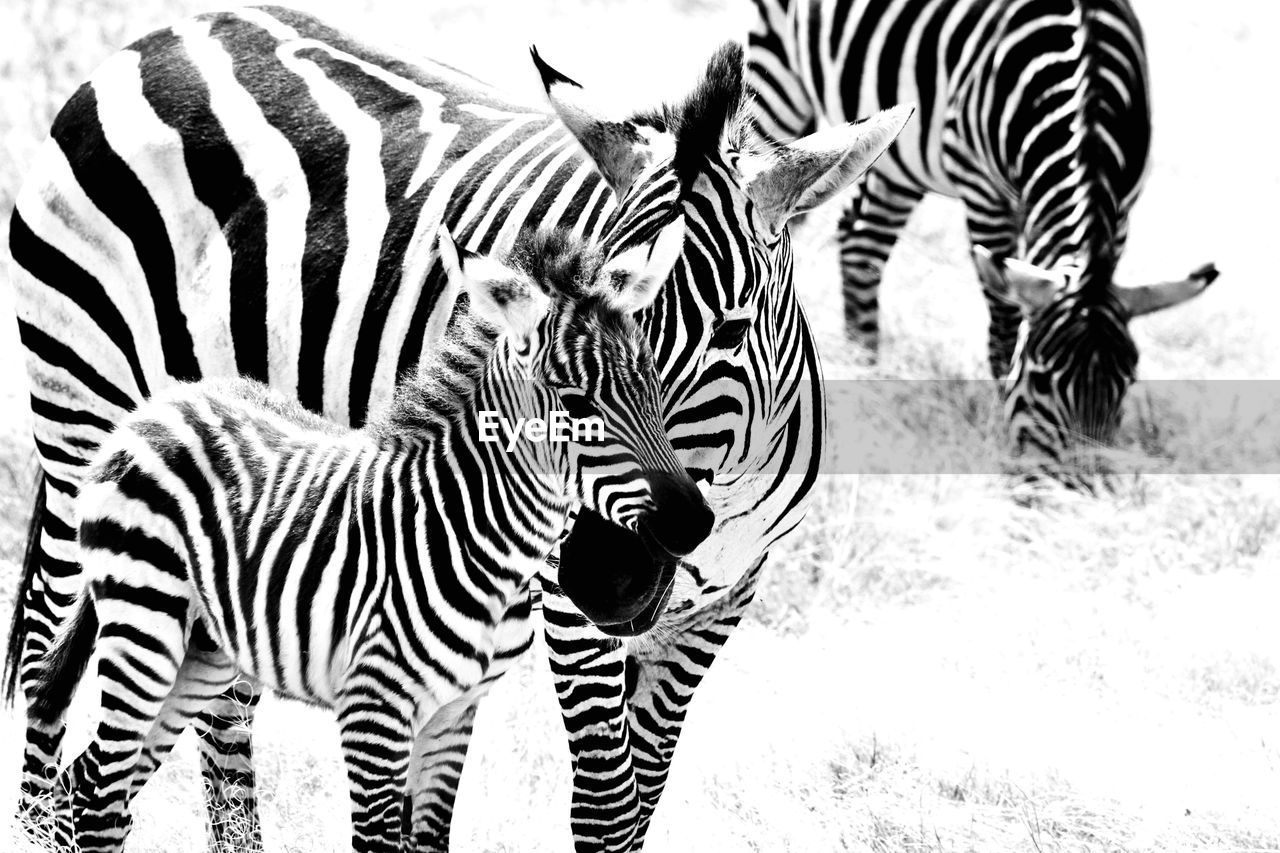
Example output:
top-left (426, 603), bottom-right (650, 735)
top-left (366, 313), bottom-right (570, 610)
top-left (1020, 157), bottom-right (1121, 287)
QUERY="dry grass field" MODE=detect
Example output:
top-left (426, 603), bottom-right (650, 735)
top-left (1, 0), bottom-right (1278, 851)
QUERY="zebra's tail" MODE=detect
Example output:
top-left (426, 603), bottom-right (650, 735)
top-left (28, 590), bottom-right (97, 725)
top-left (3, 477), bottom-right (45, 705)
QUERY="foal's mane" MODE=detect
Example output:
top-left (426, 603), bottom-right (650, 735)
top-left (367, 228), bottom-right (607, 443)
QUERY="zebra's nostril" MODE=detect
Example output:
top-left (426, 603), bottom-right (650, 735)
top-left (640, 470), bottom-right (717, 556)
top-left (685, 467), bottom-right (713, 486)
top-left (691, 499), bottom-right (714, 543)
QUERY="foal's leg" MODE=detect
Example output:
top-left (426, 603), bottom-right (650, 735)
top-left (194, 679), bottom-right (264, 852)
top-left (122, 620), bottom-right (251, 852)
top-left (338, 641), bottom-right (419, 853)
top-left (405, 695), bottom-right (480, 853)
top-left (405, 583), bottom-right (535, 851)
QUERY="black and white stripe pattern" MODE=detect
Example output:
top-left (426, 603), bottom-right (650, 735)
top-left (4, 6), bottom-right (910, 850)
top-left (30, 224), bottom-right (706, 853)
top-left (747, 0), bottom-right (1217, 466)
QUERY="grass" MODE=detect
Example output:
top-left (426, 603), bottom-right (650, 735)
top-left (1, 0), bottom-right (1278, 851)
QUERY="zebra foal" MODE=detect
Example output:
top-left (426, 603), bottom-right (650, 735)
top-left (26, 220), bottom-right (709, 853)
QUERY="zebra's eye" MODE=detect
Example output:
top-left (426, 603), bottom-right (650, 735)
top-left (555, 387), bottom-right (601, 420)
top-left (1030, 371), bottom-right (1054, 396)
top-left (709, 318), bottom-right (752, 351)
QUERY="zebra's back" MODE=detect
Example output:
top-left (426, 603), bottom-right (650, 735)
top-left (754, 0), bottom-right (1150, 208)
top-left (9, 4), bottom-right (610, 625)
top-left (11, 4), bottom-right (582, 430)
top-left (77, 377), bottom-right (387, 705)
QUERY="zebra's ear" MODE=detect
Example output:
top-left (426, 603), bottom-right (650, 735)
top-left (438, 227), bottom-right (550, 340)
top-left (744, 104), bottom-right (914, 231)
top-left (972, 246), bottom-right (1064, 315)
top-left (1116, 263), bottom-right (1219, 317)
top-left (530, 45), bottom-right (662, 199)
top-left (601, 215), bottom-right (686, 314)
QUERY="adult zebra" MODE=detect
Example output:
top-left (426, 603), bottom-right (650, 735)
top-left (747, 0), bottom-right (1218, 463)
top-left (30, 222), bottom-right (710, 853)
top-left (3, 6), bottom-right (909, 851)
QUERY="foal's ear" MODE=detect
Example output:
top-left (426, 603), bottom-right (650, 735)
top-left (600, 215), bottom-right (686, 314)
top-left (438, 227), bottom-right (550, 341)
top-left (744, 104), bottom-right (914, 232)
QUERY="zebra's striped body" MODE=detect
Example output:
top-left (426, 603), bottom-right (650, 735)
top-left (6, 6), bottom-right (909, 850)
top-left (31, 223), bottom-right (708, 853)
top-left (748, 0), bottom-right (1216, 463)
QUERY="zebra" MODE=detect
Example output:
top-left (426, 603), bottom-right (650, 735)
top-left (2, 6), bottom-right (909, 851)
top-left (746, 0), bottom-right (1219, 465)
top-left (26, 221), bottom-right (711, 853)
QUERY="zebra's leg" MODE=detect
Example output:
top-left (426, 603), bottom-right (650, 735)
top-left (63, 601), bottom-right (189, 853)
top-left (337, 654), bottom-right (417, 853)
top-left (16, 652), bottom-right (72, 842)
top-left (405, 695), bottom-right (479, 853)
top-left (194, 679), bottom-right (264, 852)
top-left (942, 138), bottom-right (1021, 377)
top-left (406, 583), bottom-right (535, 852)
top-left (16, 715), bottom-right (68, 840)
top-left (19, 675), bottom-right (77, 852)
top-left (969, 226), bottom-right (1023, 379)
top-left (625, 557), bottom-right (765, 849)
top-left (542, 580), bottom-right (639, 853)
top-left (838, 170), bottom-right (925, 354)
top-left (14, 487), bottom-right (83, 837)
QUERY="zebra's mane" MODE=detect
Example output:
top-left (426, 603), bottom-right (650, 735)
top-left (634, 41), bottom-right (756, 187)
top-left (368, 228), bottom-right (608, 444)
top-left (1074, 5), bottom-right (1118, 291)
top-left (1067, 0), bottom-right (1146, 295)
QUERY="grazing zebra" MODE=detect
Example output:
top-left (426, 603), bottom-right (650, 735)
top-left (747, 0), bottom-right (1219, 463)
top-left (3, 6), bottom-right (908, 850)
top-left (28, 222), bottom-right (710, 853)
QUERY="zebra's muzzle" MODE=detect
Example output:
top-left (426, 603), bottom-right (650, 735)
top-left (583, 519), bottom-right (683, 637)
top-left (556, 470), bottom-right (712, 634)
top-left (557, 511), bottom-right (674, 628)
top-left (590, 553), bottom-right (679, 638)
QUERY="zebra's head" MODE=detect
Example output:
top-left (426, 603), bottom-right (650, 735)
top-left (437, 220), bottom-right (716, 626)
top-left (974, 247), bottom-right (1219, 471)
top-left (529, 42), bottom-right (912, 634)
top-left (534, 44), bottom-right (911, 377)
